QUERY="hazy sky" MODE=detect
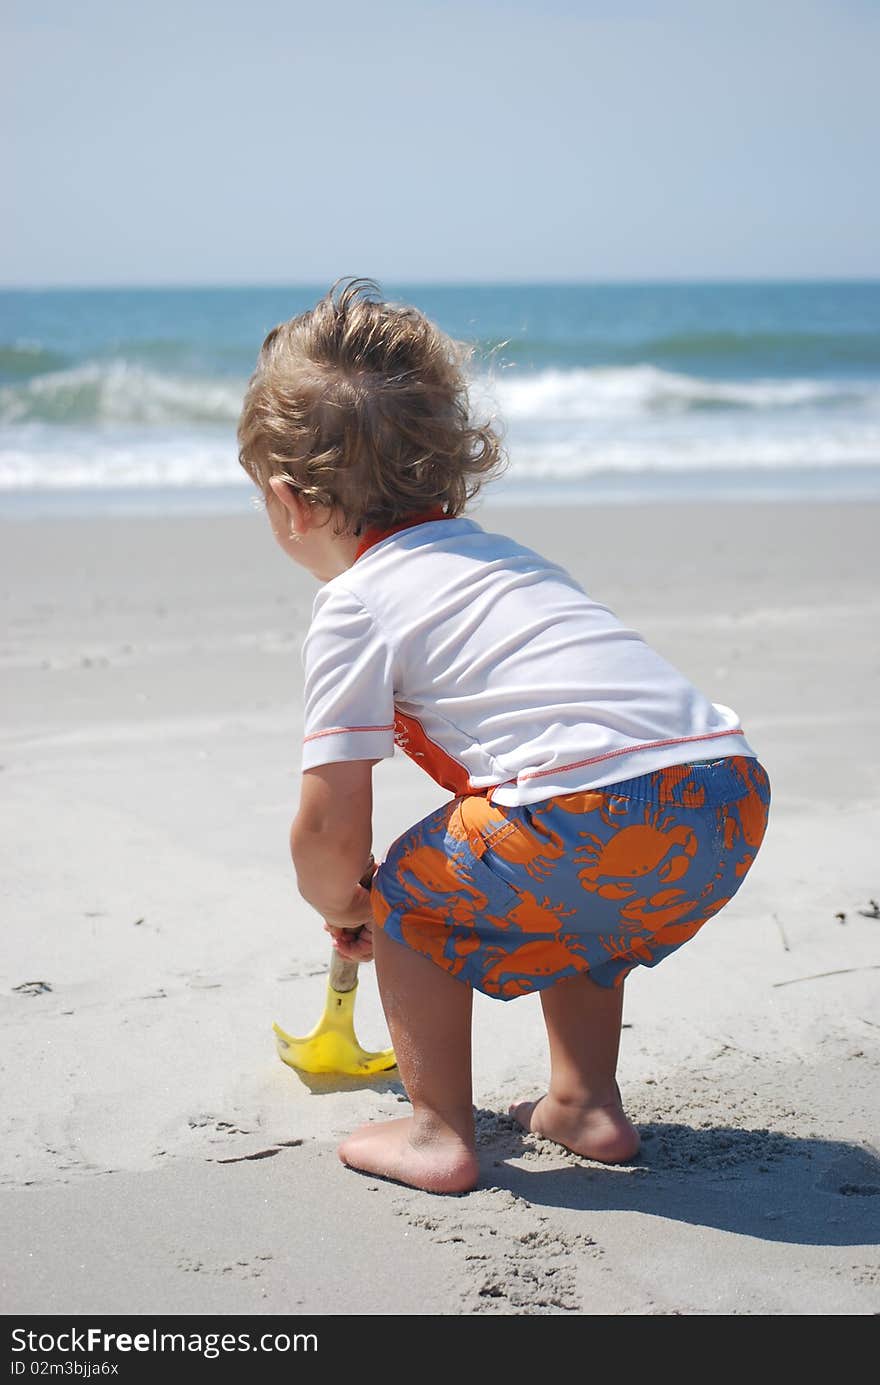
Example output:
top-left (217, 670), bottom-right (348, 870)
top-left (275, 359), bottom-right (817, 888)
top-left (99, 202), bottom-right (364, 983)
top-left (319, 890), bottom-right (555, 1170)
top-left (4, 0), bottom-right (878, 286)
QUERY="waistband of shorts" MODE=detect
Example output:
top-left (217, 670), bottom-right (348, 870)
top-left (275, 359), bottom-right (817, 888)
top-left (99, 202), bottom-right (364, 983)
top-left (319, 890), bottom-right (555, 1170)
top-left (583, 755), bottom-right (762, 807)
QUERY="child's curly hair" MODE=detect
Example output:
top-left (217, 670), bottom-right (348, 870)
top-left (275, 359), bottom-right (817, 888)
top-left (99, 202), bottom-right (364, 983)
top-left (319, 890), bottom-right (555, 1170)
top-left (237, 277), bottom-right (507, 534)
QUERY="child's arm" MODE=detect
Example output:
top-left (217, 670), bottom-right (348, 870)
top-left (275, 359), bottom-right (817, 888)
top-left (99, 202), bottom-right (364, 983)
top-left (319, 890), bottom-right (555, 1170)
top-left (290, 760), bottom-right (377, 931)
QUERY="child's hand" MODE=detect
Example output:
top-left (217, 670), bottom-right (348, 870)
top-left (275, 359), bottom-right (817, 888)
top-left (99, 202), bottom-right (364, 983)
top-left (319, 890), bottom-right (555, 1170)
top-left (321, 857), bottom-right (377, 961)
top-left (324, 919), bottom-right (375, 962)
top-left (320, 879), bottom-right (374, 931)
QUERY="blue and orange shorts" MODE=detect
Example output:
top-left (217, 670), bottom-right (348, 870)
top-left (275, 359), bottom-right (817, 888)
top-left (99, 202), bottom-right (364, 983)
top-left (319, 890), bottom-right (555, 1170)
top-left (371, 755), bottom-right (771, 999)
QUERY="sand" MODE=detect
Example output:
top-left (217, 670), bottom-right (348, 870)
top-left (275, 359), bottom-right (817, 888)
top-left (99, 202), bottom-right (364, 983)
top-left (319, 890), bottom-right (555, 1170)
top-left (1, 498), bottom-right (879, 1317)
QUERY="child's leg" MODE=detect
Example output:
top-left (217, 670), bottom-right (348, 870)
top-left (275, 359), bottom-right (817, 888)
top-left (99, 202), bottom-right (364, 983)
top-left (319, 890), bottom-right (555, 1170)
top-left (337, 923), bottom-right (480, 1194)
top-left (510, 971), bottom-right (640, 1163)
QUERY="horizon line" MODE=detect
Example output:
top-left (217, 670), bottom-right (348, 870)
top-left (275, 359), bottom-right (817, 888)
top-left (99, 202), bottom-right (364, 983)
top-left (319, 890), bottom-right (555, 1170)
top-left (2, 274), bottom-right (880, 293)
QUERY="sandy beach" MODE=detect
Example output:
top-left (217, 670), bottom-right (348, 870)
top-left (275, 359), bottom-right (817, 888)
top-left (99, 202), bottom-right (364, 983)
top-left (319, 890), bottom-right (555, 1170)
top-left (2, 497), bottom-right (878, 1317)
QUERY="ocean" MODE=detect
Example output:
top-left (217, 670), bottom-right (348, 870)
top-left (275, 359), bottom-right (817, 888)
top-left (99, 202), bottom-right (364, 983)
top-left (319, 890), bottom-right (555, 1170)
top-left (2, 281), bottom-right (879, 516)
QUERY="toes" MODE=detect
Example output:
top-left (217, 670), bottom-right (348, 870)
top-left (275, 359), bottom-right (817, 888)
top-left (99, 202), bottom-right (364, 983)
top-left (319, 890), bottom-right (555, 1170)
top-left (337, 1130), bottom-right (369, 1168)
top-left (508, 1097), bottom-right (543, 1132)
top-left (507, 1099), bottom-right (530, 1130)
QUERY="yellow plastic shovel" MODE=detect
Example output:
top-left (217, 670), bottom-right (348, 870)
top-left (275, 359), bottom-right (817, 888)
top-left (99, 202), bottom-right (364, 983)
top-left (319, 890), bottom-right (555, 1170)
top-left (274, 951), bottom-right (397, 1076)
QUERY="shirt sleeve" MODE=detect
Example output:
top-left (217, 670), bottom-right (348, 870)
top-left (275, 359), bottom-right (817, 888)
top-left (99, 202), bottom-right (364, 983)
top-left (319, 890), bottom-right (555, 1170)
top-left (300, 582), bottom-right (396, 771)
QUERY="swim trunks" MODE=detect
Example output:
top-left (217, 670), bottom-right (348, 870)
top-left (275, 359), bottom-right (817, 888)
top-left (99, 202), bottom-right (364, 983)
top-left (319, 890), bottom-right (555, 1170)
top-left (370, 755), bottom-right (771, 998)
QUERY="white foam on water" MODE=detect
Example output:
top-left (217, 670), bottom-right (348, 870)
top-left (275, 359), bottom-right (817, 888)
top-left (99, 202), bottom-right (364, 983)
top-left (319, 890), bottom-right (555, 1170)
top-left (506, 427), bottom-right (880, 477)
top-left (474, 365), bottom-right (879, 422)
top-left (0, 362), bottom-right (878, 495)
top-left (2, 360), bottom-right (876, 430)
top-left (0, 361), bottom-right (244, 426)
top-left (2, 421), bottom-right (878, 493)
top-left (0, 429), bottom-right (243, 489)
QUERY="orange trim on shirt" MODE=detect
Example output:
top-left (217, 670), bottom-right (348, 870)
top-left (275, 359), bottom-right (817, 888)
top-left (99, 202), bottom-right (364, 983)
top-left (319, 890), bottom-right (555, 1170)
top-left (303, 723), bottom-right (395, 743)
top-left (393, 708), bottom-right (474, 797)
top-left (354, 507), bottom-right (449, 561)
top-left (513, 728), bottom-right (747, 784)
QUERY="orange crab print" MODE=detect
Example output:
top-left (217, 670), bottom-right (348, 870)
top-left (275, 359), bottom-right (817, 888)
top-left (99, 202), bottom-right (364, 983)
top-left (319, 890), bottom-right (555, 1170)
top-left (574, 804), bottom-right (699, 899)
top-left (487, 889), bottom-right (575, 935)
top-left (617, 887), bottom-right (705, 932)
top-left (649, 763), bottom-right (709, 807)
top-left (392, 839), bottom-right (488, 926)
top-left (481, 938), bottom-right (591, 999)
top-left (716, 778), bottom-right (769, 878)
top-left (599, 933), bottom-right (656, 967)
top-left (542, 789), bottom-right (629, 819)
top-left (397, 905), bottom-right (469, 974)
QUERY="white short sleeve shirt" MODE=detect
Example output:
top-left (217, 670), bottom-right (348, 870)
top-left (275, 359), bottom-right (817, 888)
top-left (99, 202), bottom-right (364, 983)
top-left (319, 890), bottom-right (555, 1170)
top-left (300, 515), bottom-right (757, 806)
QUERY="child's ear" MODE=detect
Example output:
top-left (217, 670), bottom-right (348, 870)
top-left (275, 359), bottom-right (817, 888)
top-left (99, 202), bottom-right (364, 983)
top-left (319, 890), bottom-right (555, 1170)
top-left (268, 475), bottom-right (316, 537)
top-left (268, 474), bottom-right (299, 515)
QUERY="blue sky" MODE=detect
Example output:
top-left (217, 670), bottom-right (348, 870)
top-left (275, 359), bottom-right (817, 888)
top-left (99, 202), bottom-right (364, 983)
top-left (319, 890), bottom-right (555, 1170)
top-left (4, 0), bottom-right (878, 286)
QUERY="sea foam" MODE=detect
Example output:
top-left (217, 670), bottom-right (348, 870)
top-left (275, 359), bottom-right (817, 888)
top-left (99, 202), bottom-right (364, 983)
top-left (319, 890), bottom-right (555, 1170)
top-left (1, 359), bottom-right (875, 430)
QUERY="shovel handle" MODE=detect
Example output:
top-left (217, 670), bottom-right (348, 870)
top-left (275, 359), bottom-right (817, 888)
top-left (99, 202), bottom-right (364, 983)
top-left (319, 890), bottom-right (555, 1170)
top-left (329, 950), bottom-right (359, 992)
top-left (327, 856), bottom-right (376, 993)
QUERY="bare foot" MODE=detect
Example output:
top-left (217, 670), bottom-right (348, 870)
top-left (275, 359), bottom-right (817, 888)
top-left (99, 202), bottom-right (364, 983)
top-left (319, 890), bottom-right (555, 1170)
top-left (338, 1115), bottom-right (480, 1194)
top-left (509, 1092), bottom-right (641, 1164)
